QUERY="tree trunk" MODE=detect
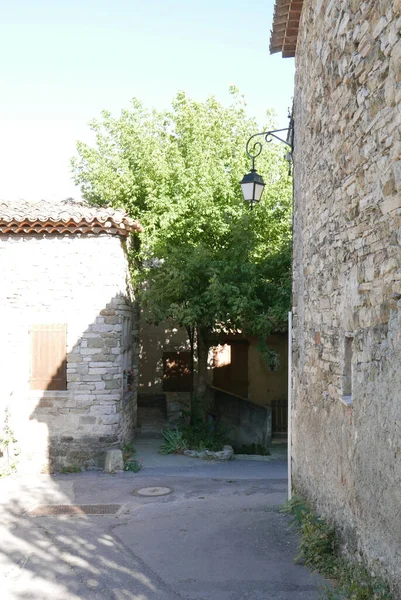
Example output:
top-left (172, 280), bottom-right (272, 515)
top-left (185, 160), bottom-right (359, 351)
top-left (193, 327), bottom-right (209, 422)
top-left (185, 325), bottom-right (195, 420)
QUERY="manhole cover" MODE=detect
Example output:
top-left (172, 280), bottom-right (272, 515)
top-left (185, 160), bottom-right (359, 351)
top-left (29, 504), bottom-right (122, 516)
top-left (134, 487), bottom-right (173, 497)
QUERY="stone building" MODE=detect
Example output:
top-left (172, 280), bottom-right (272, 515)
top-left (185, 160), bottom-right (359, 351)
top-left (0, 199), bottom-right (141, 473)
top-left (271, 0), bottom-right (401, 593)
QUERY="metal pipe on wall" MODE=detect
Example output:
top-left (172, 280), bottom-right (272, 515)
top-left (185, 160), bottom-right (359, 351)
top-left (288, 311), bottom-right (292, 500)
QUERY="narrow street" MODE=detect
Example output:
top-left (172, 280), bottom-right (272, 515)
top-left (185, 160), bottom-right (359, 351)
top-left (0, 442), bottom-right (322, 600)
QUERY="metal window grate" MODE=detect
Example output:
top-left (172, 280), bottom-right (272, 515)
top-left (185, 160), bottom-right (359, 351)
top-left (29, 504), bottom-right (121, 516)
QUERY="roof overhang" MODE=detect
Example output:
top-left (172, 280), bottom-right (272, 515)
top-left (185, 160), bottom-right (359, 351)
top-left (0, 199), bottom-right (143, 236)
top-left (269, 0), bottom-right (304, 58)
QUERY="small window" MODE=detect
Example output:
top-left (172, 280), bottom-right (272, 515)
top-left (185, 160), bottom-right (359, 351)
top-left (122, 315), bottom-right (133, 389)
top-left (341, 336), bottom-right (353, 405)
top-left (30, 324), bottom-right (67, 390)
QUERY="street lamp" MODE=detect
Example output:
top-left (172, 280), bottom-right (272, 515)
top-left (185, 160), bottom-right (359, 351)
top-left (239, 168), bottom-right (265, 206)
top-left (240, 116), bottom-right (294, 209)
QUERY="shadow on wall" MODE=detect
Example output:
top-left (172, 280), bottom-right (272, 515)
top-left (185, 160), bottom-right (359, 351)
top-left (5, 294), bottom-right (139, 474)
top-left (138, 319), bottom-right (190, 394)
top-left (1, 485), bottom-right (167, 599)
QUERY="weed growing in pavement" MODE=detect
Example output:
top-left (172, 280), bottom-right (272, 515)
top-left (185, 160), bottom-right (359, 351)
top-left (179, 420), bottom-right (228, 452)
top-left (124, 459), bottom-right (142, 472)
top-left (159, 428), bottom-right (188, 455)
top-left (122, 442), bottom-right (141, 472)
top-left (122, 442), bottom-right (136, 461)
top-left (60, 464), bottom-right (82, 474)
top-left (281, 496), bottom-right (393, 600)
top-left (159, 420), bottom-right (229, 454)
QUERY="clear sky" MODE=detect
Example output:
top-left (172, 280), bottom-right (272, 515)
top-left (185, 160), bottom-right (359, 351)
top-left (0, 0), bottom-right (294, 200)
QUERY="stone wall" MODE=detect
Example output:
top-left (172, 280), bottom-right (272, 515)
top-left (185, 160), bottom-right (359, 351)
top-left (0, 234), bottom-right (138, 472)
top-left (213, 389), bottom-right (272, 450)
top-left (293, 0), bottom-right (401, 593)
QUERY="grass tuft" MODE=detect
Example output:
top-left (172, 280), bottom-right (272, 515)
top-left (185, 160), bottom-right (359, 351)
top-left (281, 496), bottom-right (393, 600)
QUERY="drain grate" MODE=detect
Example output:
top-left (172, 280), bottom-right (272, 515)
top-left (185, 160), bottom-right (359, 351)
top-left (29, 504), bottom-right (122, 516)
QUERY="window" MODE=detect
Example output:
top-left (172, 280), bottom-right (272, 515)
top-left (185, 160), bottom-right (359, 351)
top-left (341, 336), bottom-right (353, 406)
top-left (30, 324), bottom-right (67, 390)
top-left (122, 315), bottom-right (133, 391)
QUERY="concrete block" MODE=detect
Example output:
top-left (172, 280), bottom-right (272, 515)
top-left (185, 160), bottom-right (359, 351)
top-left (104, 449), bottom-right (123, 473)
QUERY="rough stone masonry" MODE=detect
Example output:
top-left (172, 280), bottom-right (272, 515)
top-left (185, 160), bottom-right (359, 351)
top-left (290, 0), bottom-right (401, 595)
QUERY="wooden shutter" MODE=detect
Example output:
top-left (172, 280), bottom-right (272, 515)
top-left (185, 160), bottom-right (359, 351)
top-left (30, 324), bottom-right (67, 390)
top-left (162, 351), bottom-right (193, 392)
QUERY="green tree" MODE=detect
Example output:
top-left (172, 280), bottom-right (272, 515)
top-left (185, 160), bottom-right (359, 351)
top-left (71, 89), bottom-right (292, 416)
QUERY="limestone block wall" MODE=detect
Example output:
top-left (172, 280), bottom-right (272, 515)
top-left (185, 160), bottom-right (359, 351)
top-left (0, 234), bottom-right (138, 472)
top-left (292, 0), bottom-right (401, 592)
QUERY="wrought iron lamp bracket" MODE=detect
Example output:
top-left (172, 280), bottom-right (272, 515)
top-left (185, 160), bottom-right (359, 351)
top-left (245, 118), bottom-right (294, 171)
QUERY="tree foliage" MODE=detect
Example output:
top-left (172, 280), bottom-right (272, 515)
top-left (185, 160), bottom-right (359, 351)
top-left (71, 89), bottom-right (292, 400)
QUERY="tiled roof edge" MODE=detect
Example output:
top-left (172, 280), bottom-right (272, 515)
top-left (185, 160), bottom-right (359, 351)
top-left (269, 0), bottom-right (304, 58)
top-left (0, 199), bottom-right (143, 237)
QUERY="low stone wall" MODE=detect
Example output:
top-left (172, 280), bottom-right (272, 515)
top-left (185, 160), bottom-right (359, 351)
top-left (212, 388), bottom-right (272, 450)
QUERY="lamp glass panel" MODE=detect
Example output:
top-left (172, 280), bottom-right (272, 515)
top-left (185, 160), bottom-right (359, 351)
top-left (254, 182), bottom-right (265, 201)
top-left (240, 182), bottom-right (255, 202)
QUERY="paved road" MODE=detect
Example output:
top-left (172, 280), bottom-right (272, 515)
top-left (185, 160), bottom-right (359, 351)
top-left (0, 442), bottom-right (322, 600)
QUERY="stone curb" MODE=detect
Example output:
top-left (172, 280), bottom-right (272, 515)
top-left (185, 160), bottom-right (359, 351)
top-left (233, 454), bottom-right (281, 461)
top-left (183, 445), bottom-right (234, 461)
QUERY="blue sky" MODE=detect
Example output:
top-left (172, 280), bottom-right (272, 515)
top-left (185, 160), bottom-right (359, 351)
top-left (1, 0), bottom-right (294, 199)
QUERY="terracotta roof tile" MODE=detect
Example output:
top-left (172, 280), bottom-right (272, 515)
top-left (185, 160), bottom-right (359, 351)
top-left (0, 198), bottom-right (142, 237)
top-left (270, 0), bottom-right (304, 57)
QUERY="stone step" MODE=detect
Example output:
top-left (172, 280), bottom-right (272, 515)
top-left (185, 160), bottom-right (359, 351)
top-left (138, 406), bottom-right (166, 416)
top-left (136, 426), bottom-right (166, 440)
top-left (138, 394), bottom-right (167, 409)
top-left (138, 407), bottom-right (166, 421)
top-left (137, 400), bottom-right (168, 439)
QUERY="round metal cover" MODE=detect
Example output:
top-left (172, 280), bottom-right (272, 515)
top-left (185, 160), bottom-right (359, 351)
top-left (134, 486), bottom-right (173, 497)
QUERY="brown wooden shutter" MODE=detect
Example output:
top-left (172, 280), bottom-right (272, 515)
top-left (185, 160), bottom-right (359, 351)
top-left (30, 324), bottom-right (67, 390)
